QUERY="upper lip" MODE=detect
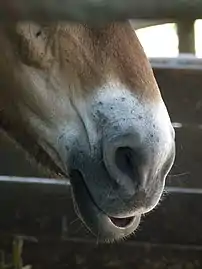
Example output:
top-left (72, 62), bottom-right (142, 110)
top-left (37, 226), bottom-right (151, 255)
top-left (70, 169), bottom-right (137, 228)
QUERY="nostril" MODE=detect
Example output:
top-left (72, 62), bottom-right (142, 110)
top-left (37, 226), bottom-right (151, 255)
top-left (115, 147), bottom-right (139, 182)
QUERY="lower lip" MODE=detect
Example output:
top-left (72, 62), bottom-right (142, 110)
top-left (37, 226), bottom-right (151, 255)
top-left (70, 169), bottom-right (141, 239)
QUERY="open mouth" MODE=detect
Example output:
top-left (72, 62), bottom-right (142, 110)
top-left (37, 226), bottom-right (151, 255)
top-left (109, 216), bottom-right (135, 228)
top-left (70, 170), bottom-right (140, 241)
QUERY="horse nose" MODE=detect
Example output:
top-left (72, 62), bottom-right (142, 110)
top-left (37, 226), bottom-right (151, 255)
top-left (103, 134), bottom-right (146, 194)
top-left (103, 131), bottom-right (174, 195)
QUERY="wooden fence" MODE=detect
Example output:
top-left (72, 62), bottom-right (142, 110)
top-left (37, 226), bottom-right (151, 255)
top-left (1, 0), bottom-right (202, 22)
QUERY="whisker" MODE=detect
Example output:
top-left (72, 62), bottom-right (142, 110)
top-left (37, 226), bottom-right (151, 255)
top-left (168, 172), bottom-right (190, 178)
top-left (73, 223), bottom-right (84, 235)
top-left (69, 217), bottom-right (80, 226)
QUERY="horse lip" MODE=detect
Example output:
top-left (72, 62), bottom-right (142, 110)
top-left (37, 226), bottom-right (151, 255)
top-left (70, 169), bottom-right (141, 240)
top-left (108, 215), bottom-right (136, 229)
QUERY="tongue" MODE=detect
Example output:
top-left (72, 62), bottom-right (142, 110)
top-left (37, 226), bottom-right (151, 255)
top-left (110, 216), bottom-right (134, 228)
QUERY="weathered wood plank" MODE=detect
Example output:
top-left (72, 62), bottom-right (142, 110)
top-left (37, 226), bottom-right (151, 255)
top-left (0, 0), bottom-right (202, 23)
top-left (166, 126), bottom-right (202, 188)
top-left (21, 240), bottom-right (202, 269)
top-left (0, 130), bottom-right (44, 177)
top-left (152, 58), bottom-right (202, 124)
top-left (177, 20), bottom-right (196, 54)
top-left (0, 182), bottom-right (201, 245)
top-left (151, 57), bottom-right (202, 188)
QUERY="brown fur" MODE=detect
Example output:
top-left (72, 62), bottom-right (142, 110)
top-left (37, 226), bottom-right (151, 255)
top-left (1, 21), bottom-right (160, 97)
top-left (0, 21), bottom-right (161, 175)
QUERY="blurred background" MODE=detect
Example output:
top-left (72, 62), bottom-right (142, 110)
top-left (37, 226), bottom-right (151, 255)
top-left (136, 20), bottom-right (202, 57)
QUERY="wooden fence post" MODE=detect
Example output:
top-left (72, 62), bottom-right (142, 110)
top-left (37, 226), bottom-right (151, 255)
top-left (177, 20), bottom-right (196, 54)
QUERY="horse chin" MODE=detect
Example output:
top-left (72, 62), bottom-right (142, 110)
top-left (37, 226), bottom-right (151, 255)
top-left (70, 170), bottom-right (141, 243)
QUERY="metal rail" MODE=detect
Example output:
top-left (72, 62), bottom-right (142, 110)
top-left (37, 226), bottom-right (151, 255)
top-left (0, 176), bottom-right (71, 195)
top-left (150, 56), bottom-right (202, 70)
top-left (0, 175), bottom-right (202, 195)
top-left (0, 176), bottom-right (73, 239)
top-left (0, 0), bottom-right (202, 23)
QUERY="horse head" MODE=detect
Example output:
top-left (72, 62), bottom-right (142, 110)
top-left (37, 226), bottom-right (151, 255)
top-left (0, 21), bottom-right (175, 242)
